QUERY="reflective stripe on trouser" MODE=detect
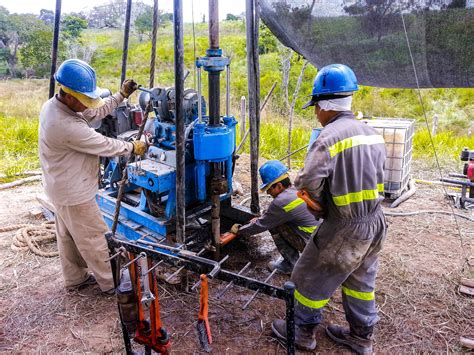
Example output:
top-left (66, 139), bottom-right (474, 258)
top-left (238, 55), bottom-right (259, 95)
top-left (54, 199), bottom-right (114, 291)
top-left (270, 224), bottom-right (308, 266)
top-left (290, 209), bottom-right (386, 328)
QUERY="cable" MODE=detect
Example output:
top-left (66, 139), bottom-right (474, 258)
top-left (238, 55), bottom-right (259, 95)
top-left (383, 209), bottom-right (474, 223)
top-left (400, 11), bottom-right (469, 268)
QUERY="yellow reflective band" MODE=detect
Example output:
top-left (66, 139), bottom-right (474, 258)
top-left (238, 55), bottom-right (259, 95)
top-left (298, 225), bottom-right (318, 234)
top-left (342, 286), bottom-right (375, 301)
top-left (294, 289), bottom-right (330, 309)
top-left (328, 135), bottom-right (385, 158)
top-left (282, 198), bottom-right (305, 212)
top-left (332, 186), bottom-right (384, 207)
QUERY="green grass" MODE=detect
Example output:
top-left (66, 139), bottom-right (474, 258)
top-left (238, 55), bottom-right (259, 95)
top-left (0, 114), bottom-right (39, 178)
top-left (0, 24), bottom-right (473, 178)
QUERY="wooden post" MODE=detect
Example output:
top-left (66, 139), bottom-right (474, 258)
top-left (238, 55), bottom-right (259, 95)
top-left (246, 0), bottom-right (260, 214)
top-left (240, 96), bottom-right (246, 141)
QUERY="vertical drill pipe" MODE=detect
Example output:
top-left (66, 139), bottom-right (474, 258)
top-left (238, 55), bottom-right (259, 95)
top-left (211, 193), bottom-right (221, 257)
top-left (209, 0), bottom-right (219, 49)
top-left (48, 0), bottom-right (61, 99)
top-left (284, 281), bottom-right (296, 355)
top-left (149, 0), bottom-right (159, 88)
top-left (174, 0), bottom-right (185, 244)
top-left (246, 0), bottom-right (261, 214)
top-left (120, 0), bottom-right (133, 86)
top-left (208, 0), bottom-right (220, 126)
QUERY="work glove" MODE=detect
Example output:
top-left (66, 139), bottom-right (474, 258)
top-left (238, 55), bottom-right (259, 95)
top-left (230, 223), bottom-right (241, 234)
top-left (131, 140), bottom-right (147, 156)
top-left (120, 79), bottom-right (138, 98)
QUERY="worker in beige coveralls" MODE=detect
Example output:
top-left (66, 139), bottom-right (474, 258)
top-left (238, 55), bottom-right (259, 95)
top-left (39, 59), bottom-right (146, 295)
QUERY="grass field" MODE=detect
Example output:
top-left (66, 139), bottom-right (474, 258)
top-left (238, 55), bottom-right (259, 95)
top-left (0, 23), bottom-right (473, 179)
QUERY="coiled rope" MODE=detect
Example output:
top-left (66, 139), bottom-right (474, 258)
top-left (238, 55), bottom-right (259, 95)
top-left (0, 221), bottom-right (58, 257)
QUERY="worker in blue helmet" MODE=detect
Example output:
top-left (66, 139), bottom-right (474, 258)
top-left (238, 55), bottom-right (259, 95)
top-left (39, 59), bottom-right (146, 296)
top-left (271, 64), bottom-right (387, 354)
top-left (230, 160), bottom-right (321, 274)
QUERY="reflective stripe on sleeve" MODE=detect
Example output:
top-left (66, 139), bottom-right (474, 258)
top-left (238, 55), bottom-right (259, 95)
top-left (332, 184), bottom-right (384, 207)
top-left (342, 286), bottom-right (375, 301)
top-left (294, 289), bottom-right (330, 309)
top-left (282, 198), bottom-right (305, 212)
top-left (328, 135), bottom-right (385, 158)
top-left (297, 225), bottom-right (318, 234)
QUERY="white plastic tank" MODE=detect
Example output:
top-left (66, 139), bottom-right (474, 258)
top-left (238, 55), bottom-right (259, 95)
top-left (363, 118), bottom-right (415, 198)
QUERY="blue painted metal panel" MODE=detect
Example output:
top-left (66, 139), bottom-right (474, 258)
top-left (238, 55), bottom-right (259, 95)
top-left (97, 192), bottom-right (169, 236)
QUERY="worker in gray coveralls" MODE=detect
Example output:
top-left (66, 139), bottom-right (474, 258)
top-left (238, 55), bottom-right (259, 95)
top-left (39, 59), bottom-right (146, 295)
top-left (232, 160), bottom-right (321, 274)
top-left (271, 64), bottom-right (387, 354)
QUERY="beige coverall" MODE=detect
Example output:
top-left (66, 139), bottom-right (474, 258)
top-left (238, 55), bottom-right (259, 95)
top-left (39, 94), bottom-right (133, 291)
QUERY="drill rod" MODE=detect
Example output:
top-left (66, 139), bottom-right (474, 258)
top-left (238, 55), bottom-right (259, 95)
top-left (242, 269), bottom-right (278, 310)
top-left (104, 246), bottom-right (126, 262)
top-left (121, 252), bottom-right (146, 269)
top-left (217, 262), bottom-right (251, 298)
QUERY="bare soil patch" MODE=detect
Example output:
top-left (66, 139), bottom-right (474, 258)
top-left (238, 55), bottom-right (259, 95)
top-left (0, 155), bottom-right (473, 353)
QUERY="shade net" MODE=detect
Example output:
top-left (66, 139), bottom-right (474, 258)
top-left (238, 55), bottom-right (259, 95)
top-left (259, 0), bottom-right (474, 88)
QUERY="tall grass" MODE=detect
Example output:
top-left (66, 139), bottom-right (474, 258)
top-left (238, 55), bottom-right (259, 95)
top-left (0, 24), bottom-right (473, 178)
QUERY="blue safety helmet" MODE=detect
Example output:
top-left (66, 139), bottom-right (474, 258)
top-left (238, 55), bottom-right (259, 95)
top-left (302, 64), bottom-right (358, 109)
top-left (259, 160), bottom-right (290, 192)
top-left (54, 59), bottom-right (102, 99)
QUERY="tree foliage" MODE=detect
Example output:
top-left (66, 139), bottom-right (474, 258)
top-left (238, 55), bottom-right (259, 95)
top-left (61, 15), bottom-right (88, 40)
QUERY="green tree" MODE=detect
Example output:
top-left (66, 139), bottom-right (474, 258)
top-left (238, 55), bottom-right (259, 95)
top-left (39, 9), bottom-right (54, 25)
top-left (61, 15), bottom-right (88, 40)
top-left (225, 13), bottom-right (239, 21)
top-left (259, 22), bottom-right (278, 54)
top-left (135, 8), bottom-right (153, 42)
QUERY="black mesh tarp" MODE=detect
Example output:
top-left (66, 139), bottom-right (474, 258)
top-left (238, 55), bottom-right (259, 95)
top-left (259, 0), bottom-right (473, 88)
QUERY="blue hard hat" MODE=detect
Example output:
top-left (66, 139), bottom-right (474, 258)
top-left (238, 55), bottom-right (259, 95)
top-left (303, 64), bottom-right (358, 109)
top-left (259, 160), bottom-right (289, 192)
top-left (54, 59), bottom-right (102, 99)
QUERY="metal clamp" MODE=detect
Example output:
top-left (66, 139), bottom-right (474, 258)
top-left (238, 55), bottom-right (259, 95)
top-left (195, 56), bottom-right (230, 72)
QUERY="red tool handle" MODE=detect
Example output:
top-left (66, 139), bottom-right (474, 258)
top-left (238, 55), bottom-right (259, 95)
top-left (297, 189), bottom-right (323, 212)
top-left (219, 232), bottom-right (238, 246)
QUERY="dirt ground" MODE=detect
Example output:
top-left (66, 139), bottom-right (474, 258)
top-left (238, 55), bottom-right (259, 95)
top-left (0, 156), bottom-right (473, 353)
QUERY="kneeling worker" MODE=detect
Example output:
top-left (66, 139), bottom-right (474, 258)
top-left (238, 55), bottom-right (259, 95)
top-left (232, 160), bottom-right (321, 274)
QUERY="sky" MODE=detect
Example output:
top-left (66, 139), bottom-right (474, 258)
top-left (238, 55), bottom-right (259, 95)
top-left (1, 0), bottom-right (247, 22)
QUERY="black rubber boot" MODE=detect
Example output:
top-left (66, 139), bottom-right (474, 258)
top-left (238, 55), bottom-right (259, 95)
top-left (267, 258), bottom-right (293, 275)
top-left (326, 324), bottom-right (373, 355)
top-left (271, 319), bottom-right (317, 351)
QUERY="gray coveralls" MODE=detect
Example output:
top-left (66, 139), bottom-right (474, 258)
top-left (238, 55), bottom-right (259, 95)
top-left (238, 186), bottom-right (321, 266)
top-left (293, 111), bottom-right (387, 337)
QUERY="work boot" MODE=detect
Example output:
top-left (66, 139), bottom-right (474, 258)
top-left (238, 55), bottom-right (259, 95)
top-left (267, 258), bottom-right (293, 275)
top-left (271, 319), bottom-right (317, 351)
top-left (326, 324), bottom-right (373, 355)
top-left (66, 274), bottom-right (97, 291)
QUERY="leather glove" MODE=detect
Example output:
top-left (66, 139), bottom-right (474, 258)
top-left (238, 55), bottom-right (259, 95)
top-left (120, 79), bottom-right (138, 98)
top-left (131, 140), bottom-right (147, 156)
top-left (230, 223), bottom-right (241, 234)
